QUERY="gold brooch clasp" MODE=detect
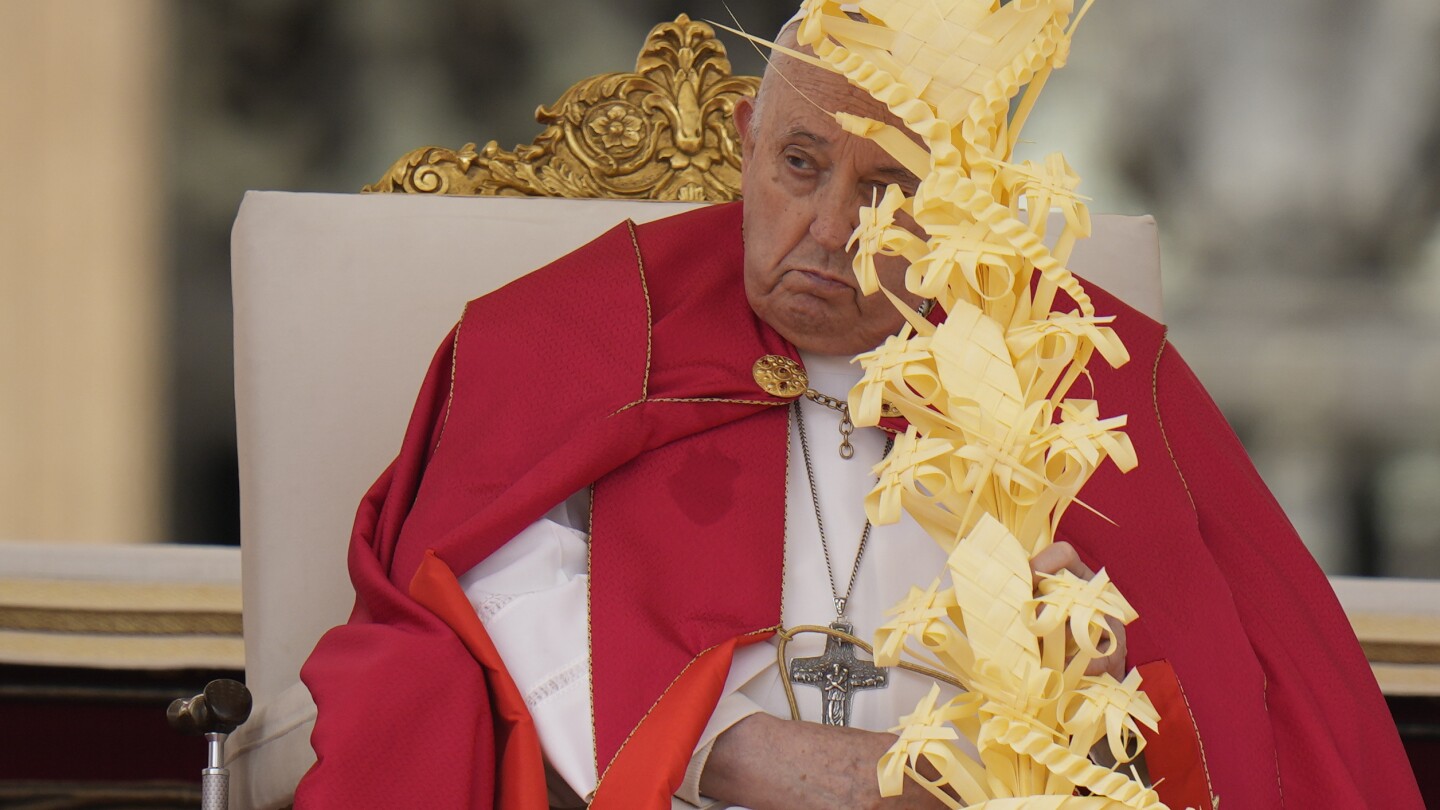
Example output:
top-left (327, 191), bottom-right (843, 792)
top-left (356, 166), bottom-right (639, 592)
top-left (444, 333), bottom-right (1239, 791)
top-left (752, 355), bottom-right (807, 398)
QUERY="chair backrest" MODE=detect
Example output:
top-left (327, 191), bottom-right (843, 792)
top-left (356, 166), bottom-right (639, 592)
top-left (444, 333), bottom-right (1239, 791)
top-left (229, 194), bottom-right (697, 807)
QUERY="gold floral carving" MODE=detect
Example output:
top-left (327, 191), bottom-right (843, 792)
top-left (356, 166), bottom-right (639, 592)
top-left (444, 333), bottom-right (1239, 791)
top-left (364, 15), bottom-right (758, 201)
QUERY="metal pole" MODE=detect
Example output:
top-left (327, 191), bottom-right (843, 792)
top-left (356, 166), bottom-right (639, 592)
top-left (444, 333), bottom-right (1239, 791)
top-left (201, 732), bottom-right (230, 810)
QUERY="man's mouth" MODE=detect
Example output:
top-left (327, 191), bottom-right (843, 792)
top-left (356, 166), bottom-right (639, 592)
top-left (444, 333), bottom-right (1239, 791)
top-left (789, 268), bottom-right (853, 292)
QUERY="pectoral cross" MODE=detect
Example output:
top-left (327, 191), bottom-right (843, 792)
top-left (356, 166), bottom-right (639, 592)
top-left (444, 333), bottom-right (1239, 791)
top-left (789, 621), bottom-right (889, 727)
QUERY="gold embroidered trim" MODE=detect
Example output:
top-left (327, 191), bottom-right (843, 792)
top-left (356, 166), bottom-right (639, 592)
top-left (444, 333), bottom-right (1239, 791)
top-left (779, 405), bottom-right (792, 625)
top-left (627, 220), bottom-right (654, 404)
top-left (1264, 675), bottom-right (1281, 808)
top-left (1151, 334), bottom-right (1197, 514)
top-left (609, 398), bottom-right (645, 417)
top-left (591, 626), bottom-right (781, 801)
top-left (1171, 663), bottom-right (1218, 806)
top-left (610, 396), bottom-right (792, 417)
top-left (647, 396), bottom-right (782, 406)
top-left (586, 482), bottom-right (600, 789)
top-left (433, 303), bottom-right (468, 454)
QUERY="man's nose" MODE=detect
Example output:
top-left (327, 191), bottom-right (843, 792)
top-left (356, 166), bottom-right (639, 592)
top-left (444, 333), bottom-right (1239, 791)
top-left (808, 183), bottom-right (860, 254)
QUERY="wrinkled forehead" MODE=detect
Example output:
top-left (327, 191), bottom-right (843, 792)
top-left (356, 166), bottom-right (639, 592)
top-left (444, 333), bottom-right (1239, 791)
top-left (757, 28), bottom-right (904, 132)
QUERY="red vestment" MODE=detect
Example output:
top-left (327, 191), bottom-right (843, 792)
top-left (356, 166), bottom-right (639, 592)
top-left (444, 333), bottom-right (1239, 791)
top-left (297, 202), bottom-right (1421, 808)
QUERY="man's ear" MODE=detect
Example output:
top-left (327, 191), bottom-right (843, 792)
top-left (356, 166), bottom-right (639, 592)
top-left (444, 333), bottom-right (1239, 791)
top-left (734, 96), bottom-right (755, 156)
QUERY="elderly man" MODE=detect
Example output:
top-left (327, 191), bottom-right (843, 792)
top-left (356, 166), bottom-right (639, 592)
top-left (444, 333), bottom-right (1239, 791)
top-left (296, 13), bottom-right (1421, 810)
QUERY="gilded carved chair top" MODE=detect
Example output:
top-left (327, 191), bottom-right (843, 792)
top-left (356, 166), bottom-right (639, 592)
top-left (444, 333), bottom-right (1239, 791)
top-left (364, 15), bottom-right (759, 202)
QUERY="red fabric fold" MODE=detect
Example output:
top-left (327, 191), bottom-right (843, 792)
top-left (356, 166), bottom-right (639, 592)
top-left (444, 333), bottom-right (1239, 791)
top-left (409, 551), bottom-right (547, 810)
top-left (591, 631), bottom-right (775, 809)
top-left (1136, 660), bottom-right (1212, 810)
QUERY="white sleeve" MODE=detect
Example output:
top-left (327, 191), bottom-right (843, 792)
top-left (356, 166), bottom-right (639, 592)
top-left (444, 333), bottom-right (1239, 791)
top-left (458, 491), bottom-right (777, 807)
top-left (675, 691), bottom-right (766, 807)
top-left (457, 492), bottom-right (597, 799)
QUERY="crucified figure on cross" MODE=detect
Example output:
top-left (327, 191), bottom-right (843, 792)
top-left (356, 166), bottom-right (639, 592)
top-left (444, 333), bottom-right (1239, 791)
top-left (789, 621), bottom-right (889, 727)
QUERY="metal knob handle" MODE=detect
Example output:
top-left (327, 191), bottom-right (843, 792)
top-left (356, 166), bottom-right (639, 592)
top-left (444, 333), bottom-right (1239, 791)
top-left (167, 678), bottom-right (253, 736)
top-left (168, 679), bottom-right (252, 810)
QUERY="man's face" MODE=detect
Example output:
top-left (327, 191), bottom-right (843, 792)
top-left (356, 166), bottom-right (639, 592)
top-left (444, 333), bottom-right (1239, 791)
top-left (735, 53), bottom-right (924, 356)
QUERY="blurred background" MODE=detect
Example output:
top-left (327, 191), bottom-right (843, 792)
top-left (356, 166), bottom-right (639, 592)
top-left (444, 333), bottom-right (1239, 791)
top-left (2, 0), bottom-right (1438, 578)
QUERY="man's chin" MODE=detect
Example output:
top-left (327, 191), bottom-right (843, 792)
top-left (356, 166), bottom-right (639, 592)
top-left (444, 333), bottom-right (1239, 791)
top-left (765, 303), bottom-right (875, 356)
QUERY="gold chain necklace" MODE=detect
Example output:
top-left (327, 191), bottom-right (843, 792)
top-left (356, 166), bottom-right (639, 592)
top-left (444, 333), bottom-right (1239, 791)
top-left (803, 388), bottom-right (899, 459)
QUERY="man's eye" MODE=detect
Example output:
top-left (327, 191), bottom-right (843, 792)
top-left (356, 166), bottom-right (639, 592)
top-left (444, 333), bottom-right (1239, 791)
top-left (783, 152), bottom-right (813, 171)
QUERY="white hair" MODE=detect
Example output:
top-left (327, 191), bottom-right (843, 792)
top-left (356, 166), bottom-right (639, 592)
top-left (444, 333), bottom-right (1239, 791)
top-left (748, 19), bottom-right (804, 140)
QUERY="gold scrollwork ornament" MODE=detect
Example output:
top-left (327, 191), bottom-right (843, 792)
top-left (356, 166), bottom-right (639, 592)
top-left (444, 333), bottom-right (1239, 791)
top-left (364, 15), bottom-right (758, 202)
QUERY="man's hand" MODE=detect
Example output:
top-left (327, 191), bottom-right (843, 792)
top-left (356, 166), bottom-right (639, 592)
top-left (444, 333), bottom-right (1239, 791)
top-left (1030, 541), bottom-right (1127, 681)
top-left (699, 712), bottom-right (945, 810)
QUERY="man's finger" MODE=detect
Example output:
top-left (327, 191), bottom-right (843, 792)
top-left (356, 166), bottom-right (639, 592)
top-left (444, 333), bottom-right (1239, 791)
top-left (1084, 615), bottom-right (1128, 678)
top-left (1030, 541), bottom-right (1095, 581)
top-left (1032, 543), bottom-right (1126, 680)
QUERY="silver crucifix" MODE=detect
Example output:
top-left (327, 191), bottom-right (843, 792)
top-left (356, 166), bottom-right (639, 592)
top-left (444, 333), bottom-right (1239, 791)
top-left (789, 620), bottom-right (889, 726)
